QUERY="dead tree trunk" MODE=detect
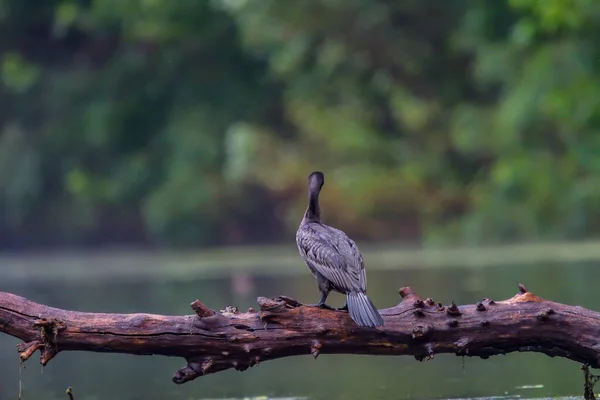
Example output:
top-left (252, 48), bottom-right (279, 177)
top-left (1, 284), bottom-right (599, 385)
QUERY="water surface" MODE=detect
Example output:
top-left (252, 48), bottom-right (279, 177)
top-left (0, 251), bottom-right (597, 400)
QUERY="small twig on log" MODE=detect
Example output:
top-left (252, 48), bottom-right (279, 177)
top-left (1, 283), bottom-right (600, 391)
top-left (66, 386), bottom-right (75, 400)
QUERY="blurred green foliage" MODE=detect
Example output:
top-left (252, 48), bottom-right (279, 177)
top-left (1, 0), bottom-right (599, 249)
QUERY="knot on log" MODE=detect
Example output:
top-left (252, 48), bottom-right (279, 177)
top-left (199, 358), bottom-right (213, 373)
top-left (446, 302), bottom-right (462, 316)
top-left (482, 298), bottom-right (496, 305)
top-left (220, 306), bottom-right (240, 316)
top-left (414, 343), bottom-right (434, 362)
top-left (447, 319), bottom-right (459, 327)
top-left (23, 317), bottom-right (66, 365)
top-left (277, 296), bottom-right (303, 308)
top-left (413, 309), bottom-right (426, 317)
top-left (537, 308), bottom-right (555, 322)
top-left (455, 338), bottom-right (470, 355)
top-left (33, 318), bottom-right (66, 343)
top-left (399, 287), bottom-right (419, 299)
top-left (382, 287), bottom-right (444, 315)
top-left (395, 287), bottom-right (431, 312)
top-left (232, 360), bottom-right (250, 371)
top-left (412, 325), bottom-right (430, 340)
top-left (257, 296), bottom-right (302, 312)
top-left (257, 296), bottom-right (303, 323)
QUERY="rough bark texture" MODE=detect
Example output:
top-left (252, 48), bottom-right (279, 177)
top-left (1, 284), bottom-right (599, 385)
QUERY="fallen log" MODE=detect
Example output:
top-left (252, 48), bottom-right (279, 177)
top-left (0, 284), bottom-right (599, 386)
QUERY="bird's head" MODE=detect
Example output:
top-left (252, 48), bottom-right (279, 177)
top-left (308, 171), bottom-right (324, 194)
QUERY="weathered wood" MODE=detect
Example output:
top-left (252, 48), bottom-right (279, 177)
top-left (1, 284), bottom-right (599, 385)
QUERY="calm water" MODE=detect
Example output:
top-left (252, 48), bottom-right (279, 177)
top-left (0, 254), bottom-right (598, 400)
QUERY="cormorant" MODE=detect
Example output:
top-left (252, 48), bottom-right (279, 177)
top-left (296, 171), bottom-right (384, 328)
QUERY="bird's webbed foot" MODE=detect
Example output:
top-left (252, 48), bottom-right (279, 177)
top-left (308, 302), bottom-right (335, 311)
top-left (308, 292), bottom-right (335, 310)
top-left (336, 302), bottom-right (348, 312)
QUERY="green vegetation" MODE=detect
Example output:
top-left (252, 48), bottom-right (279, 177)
top-left (1, 0), bottom-right (599, 249)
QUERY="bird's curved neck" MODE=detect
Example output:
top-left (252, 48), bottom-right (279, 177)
top-left (303, 189), bottom-right (321, 223)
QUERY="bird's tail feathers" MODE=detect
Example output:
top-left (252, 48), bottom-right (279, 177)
top-left (346, 292), bottom-right (384, 328)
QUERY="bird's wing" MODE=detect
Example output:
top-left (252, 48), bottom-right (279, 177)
top-left (296, 224), bottom-right (366, 292)
top-left (341, 234), bottom-right (368, 290)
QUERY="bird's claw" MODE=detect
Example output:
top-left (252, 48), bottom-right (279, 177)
top-left (308, 303), bottom-right (335, 311)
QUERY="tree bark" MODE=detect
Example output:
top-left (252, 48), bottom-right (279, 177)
top-left (0, 284), bottom-right (599, 385)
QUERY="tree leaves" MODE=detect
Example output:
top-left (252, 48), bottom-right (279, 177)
top-left (0, 0), bottom-right (599, 248)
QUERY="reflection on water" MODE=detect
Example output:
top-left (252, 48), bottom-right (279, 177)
top-left (0, 258), bottom-right (598, 400)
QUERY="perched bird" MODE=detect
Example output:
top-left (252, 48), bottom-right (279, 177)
top-left (296, 171), bottom-right (384, 328)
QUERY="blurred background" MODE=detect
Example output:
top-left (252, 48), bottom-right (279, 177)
top-left (1, 0), bottom-right (600, 399)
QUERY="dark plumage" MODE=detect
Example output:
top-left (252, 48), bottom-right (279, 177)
top-left (296, 171), bottom-right (384, 328)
